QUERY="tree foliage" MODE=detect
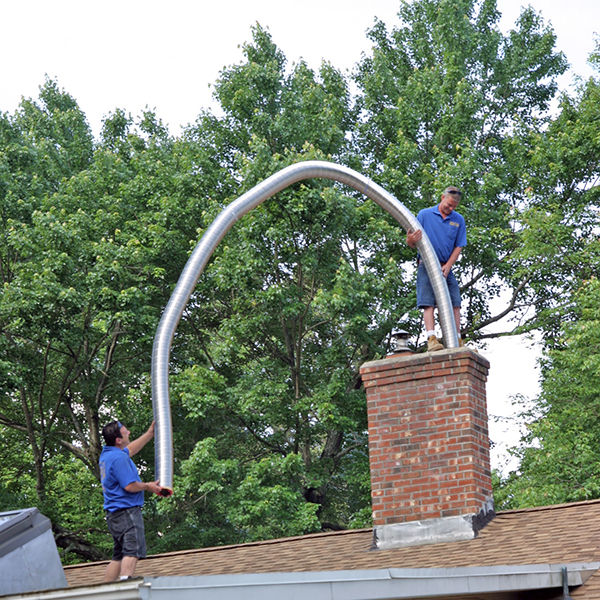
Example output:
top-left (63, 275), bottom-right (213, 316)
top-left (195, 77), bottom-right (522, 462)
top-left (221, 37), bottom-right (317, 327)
top-left (354, 0), bottom-right (571, 340)
top-left (495, 276), bottom-right (600, 509)
top-left (152, 25), bottom-right (397, 548)
top-left (0, 81), bottom-right (220, 561)
top-left (493, 68), bottom-right (600, 508)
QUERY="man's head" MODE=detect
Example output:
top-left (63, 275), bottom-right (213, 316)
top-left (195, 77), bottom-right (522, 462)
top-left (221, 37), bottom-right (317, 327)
top-left (439, 186), bottom-right (462, 217)
top-left (102, 420), bottom-right (131, 447)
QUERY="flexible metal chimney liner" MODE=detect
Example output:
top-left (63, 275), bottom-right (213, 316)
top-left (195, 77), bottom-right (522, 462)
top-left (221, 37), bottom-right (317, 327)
top-left (151, 161), bottom-right (458, 491)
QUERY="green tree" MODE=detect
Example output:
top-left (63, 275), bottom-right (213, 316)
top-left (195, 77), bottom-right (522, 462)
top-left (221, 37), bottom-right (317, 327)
top-left (493, 59), bottom-right (600, 507)
top-left (0, 79), bottom-right (96, 498)
top-left (354, 0), bottom-right (570, 341)
top-left (153, 25), bottom-right (397, 546)
top-left (495, 276), bottom-right (600, 509)
top-left (0, 89), bottom-right (222, 559)
top-left (506, 69), bottom-right (600, 343)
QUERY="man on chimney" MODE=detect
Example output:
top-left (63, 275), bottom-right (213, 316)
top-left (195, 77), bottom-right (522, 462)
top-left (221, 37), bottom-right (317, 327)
top-left (406, 186), bottom-right (466, 351)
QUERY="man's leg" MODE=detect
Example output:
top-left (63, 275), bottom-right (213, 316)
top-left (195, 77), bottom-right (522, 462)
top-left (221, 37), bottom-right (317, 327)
top-left (453, 306), bottom-right (464, 346)
top-left (423, 306), bottom-right (444, 351)
top-left (417, 266), bottom-right (442, 350)
top-left (105, 511), bottom-right (123, 582)
top-left (453, 306), bottom-right (461, 334)
top-left (423, 306), bottom-right (435, 332)
top-left (104, 560), bottom-right (122, 582)
top-left (120, 556), bottom-right (139, 578)
top-left (444, 271), bottom-right (463, 345)
top-left (118, 507), bottom-right (145, 579)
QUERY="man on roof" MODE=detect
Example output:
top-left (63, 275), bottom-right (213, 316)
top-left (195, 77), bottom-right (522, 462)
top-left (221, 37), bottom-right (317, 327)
top-left (99, 420), bottom-right (162, 581)
top-left (406, 186), bottom-right (466, 351)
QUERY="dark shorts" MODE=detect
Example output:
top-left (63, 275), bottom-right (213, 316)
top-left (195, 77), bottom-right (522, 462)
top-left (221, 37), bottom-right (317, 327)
top-left (416, 263), bottom-right (461, 308)
top-left (106, 506), bottom-right (147, 560)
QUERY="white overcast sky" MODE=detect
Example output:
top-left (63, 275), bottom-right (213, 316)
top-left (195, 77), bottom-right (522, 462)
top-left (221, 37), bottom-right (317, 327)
top-left (2, 0), bottom-right (598, 136)
top-left (2, 0), bottom-right (599, 470)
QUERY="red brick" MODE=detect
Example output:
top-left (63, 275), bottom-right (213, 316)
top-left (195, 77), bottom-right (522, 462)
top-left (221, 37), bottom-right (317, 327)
top-left (362, 350), bottom-right (491, 527)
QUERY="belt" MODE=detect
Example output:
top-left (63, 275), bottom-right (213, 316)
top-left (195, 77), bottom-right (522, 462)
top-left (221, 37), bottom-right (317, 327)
top-left (418, 259), bottom-right (447, 267)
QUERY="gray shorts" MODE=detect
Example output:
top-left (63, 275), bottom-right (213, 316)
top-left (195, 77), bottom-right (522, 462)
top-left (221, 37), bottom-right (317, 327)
top-left (106, 506), bottom-right (147, 560)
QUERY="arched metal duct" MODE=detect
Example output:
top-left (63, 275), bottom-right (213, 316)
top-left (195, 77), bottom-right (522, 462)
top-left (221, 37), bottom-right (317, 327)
top-left (151, 160), bottom-right (458, 492)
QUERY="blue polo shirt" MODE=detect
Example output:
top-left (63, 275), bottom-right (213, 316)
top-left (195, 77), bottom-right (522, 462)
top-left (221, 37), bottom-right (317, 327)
top-left (417, 205), bottom-right (467, 263)
top-left (99, 446), bottom-right (144, 512)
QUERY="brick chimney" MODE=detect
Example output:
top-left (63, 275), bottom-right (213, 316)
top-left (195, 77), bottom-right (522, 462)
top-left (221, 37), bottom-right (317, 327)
top-left (360, 348), bottom-right (494, 549)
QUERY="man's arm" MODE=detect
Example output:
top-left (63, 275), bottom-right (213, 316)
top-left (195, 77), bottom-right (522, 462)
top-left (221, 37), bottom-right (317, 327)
top-left (442, 246), bottom-right (462, 277)
top-left (406, 228), bottom-right (422, 248)
top-left (127, 421), bottom-right (155, 458)
top-left (125, 479), bottom-right (163, 495)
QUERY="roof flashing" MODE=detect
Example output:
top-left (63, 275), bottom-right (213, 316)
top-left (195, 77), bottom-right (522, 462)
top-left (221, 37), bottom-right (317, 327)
top-left (7, 563), bottom-right (599, 600)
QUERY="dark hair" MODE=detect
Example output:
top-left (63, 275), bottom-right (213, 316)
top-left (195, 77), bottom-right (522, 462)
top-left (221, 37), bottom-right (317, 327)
top-left (102, 421), bottom-right (123, 446)
top-left (443, 186), bottom-right (462, 197)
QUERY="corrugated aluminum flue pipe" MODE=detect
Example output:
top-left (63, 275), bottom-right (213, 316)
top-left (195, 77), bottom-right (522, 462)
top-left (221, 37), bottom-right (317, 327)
top-left (151, 161), bottom-right (458, 492)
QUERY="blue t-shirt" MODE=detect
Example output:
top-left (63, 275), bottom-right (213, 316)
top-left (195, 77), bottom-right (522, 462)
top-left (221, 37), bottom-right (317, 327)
top-left (99, 446), bottom-right (144, 512)
top-left (417, 205), bottom-right (467, 263)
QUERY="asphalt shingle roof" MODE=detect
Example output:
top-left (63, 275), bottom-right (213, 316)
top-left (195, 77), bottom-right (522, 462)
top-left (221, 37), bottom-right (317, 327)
top-left (64, 499), bottom-right (600, 598)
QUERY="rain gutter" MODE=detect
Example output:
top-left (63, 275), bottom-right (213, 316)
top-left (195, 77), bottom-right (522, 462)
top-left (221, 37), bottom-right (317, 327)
top-left (6, 563), bottom-right (599, 600)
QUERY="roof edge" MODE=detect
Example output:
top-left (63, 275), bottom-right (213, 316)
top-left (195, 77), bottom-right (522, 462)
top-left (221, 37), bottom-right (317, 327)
top-left (14, 563), bottom-right (600, 600)
top-left (145, 563), bottom-right (600, 597)
top-left (497, 497), bottom-right (600, 515)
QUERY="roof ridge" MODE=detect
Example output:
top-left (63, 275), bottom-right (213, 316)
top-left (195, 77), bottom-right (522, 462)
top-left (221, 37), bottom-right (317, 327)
top-left (146, 527), bottom-right (373, 559)
top-left (63, 527), bottom-right (373, 570)
top-left (497, 497), bottom-right (600, 515)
